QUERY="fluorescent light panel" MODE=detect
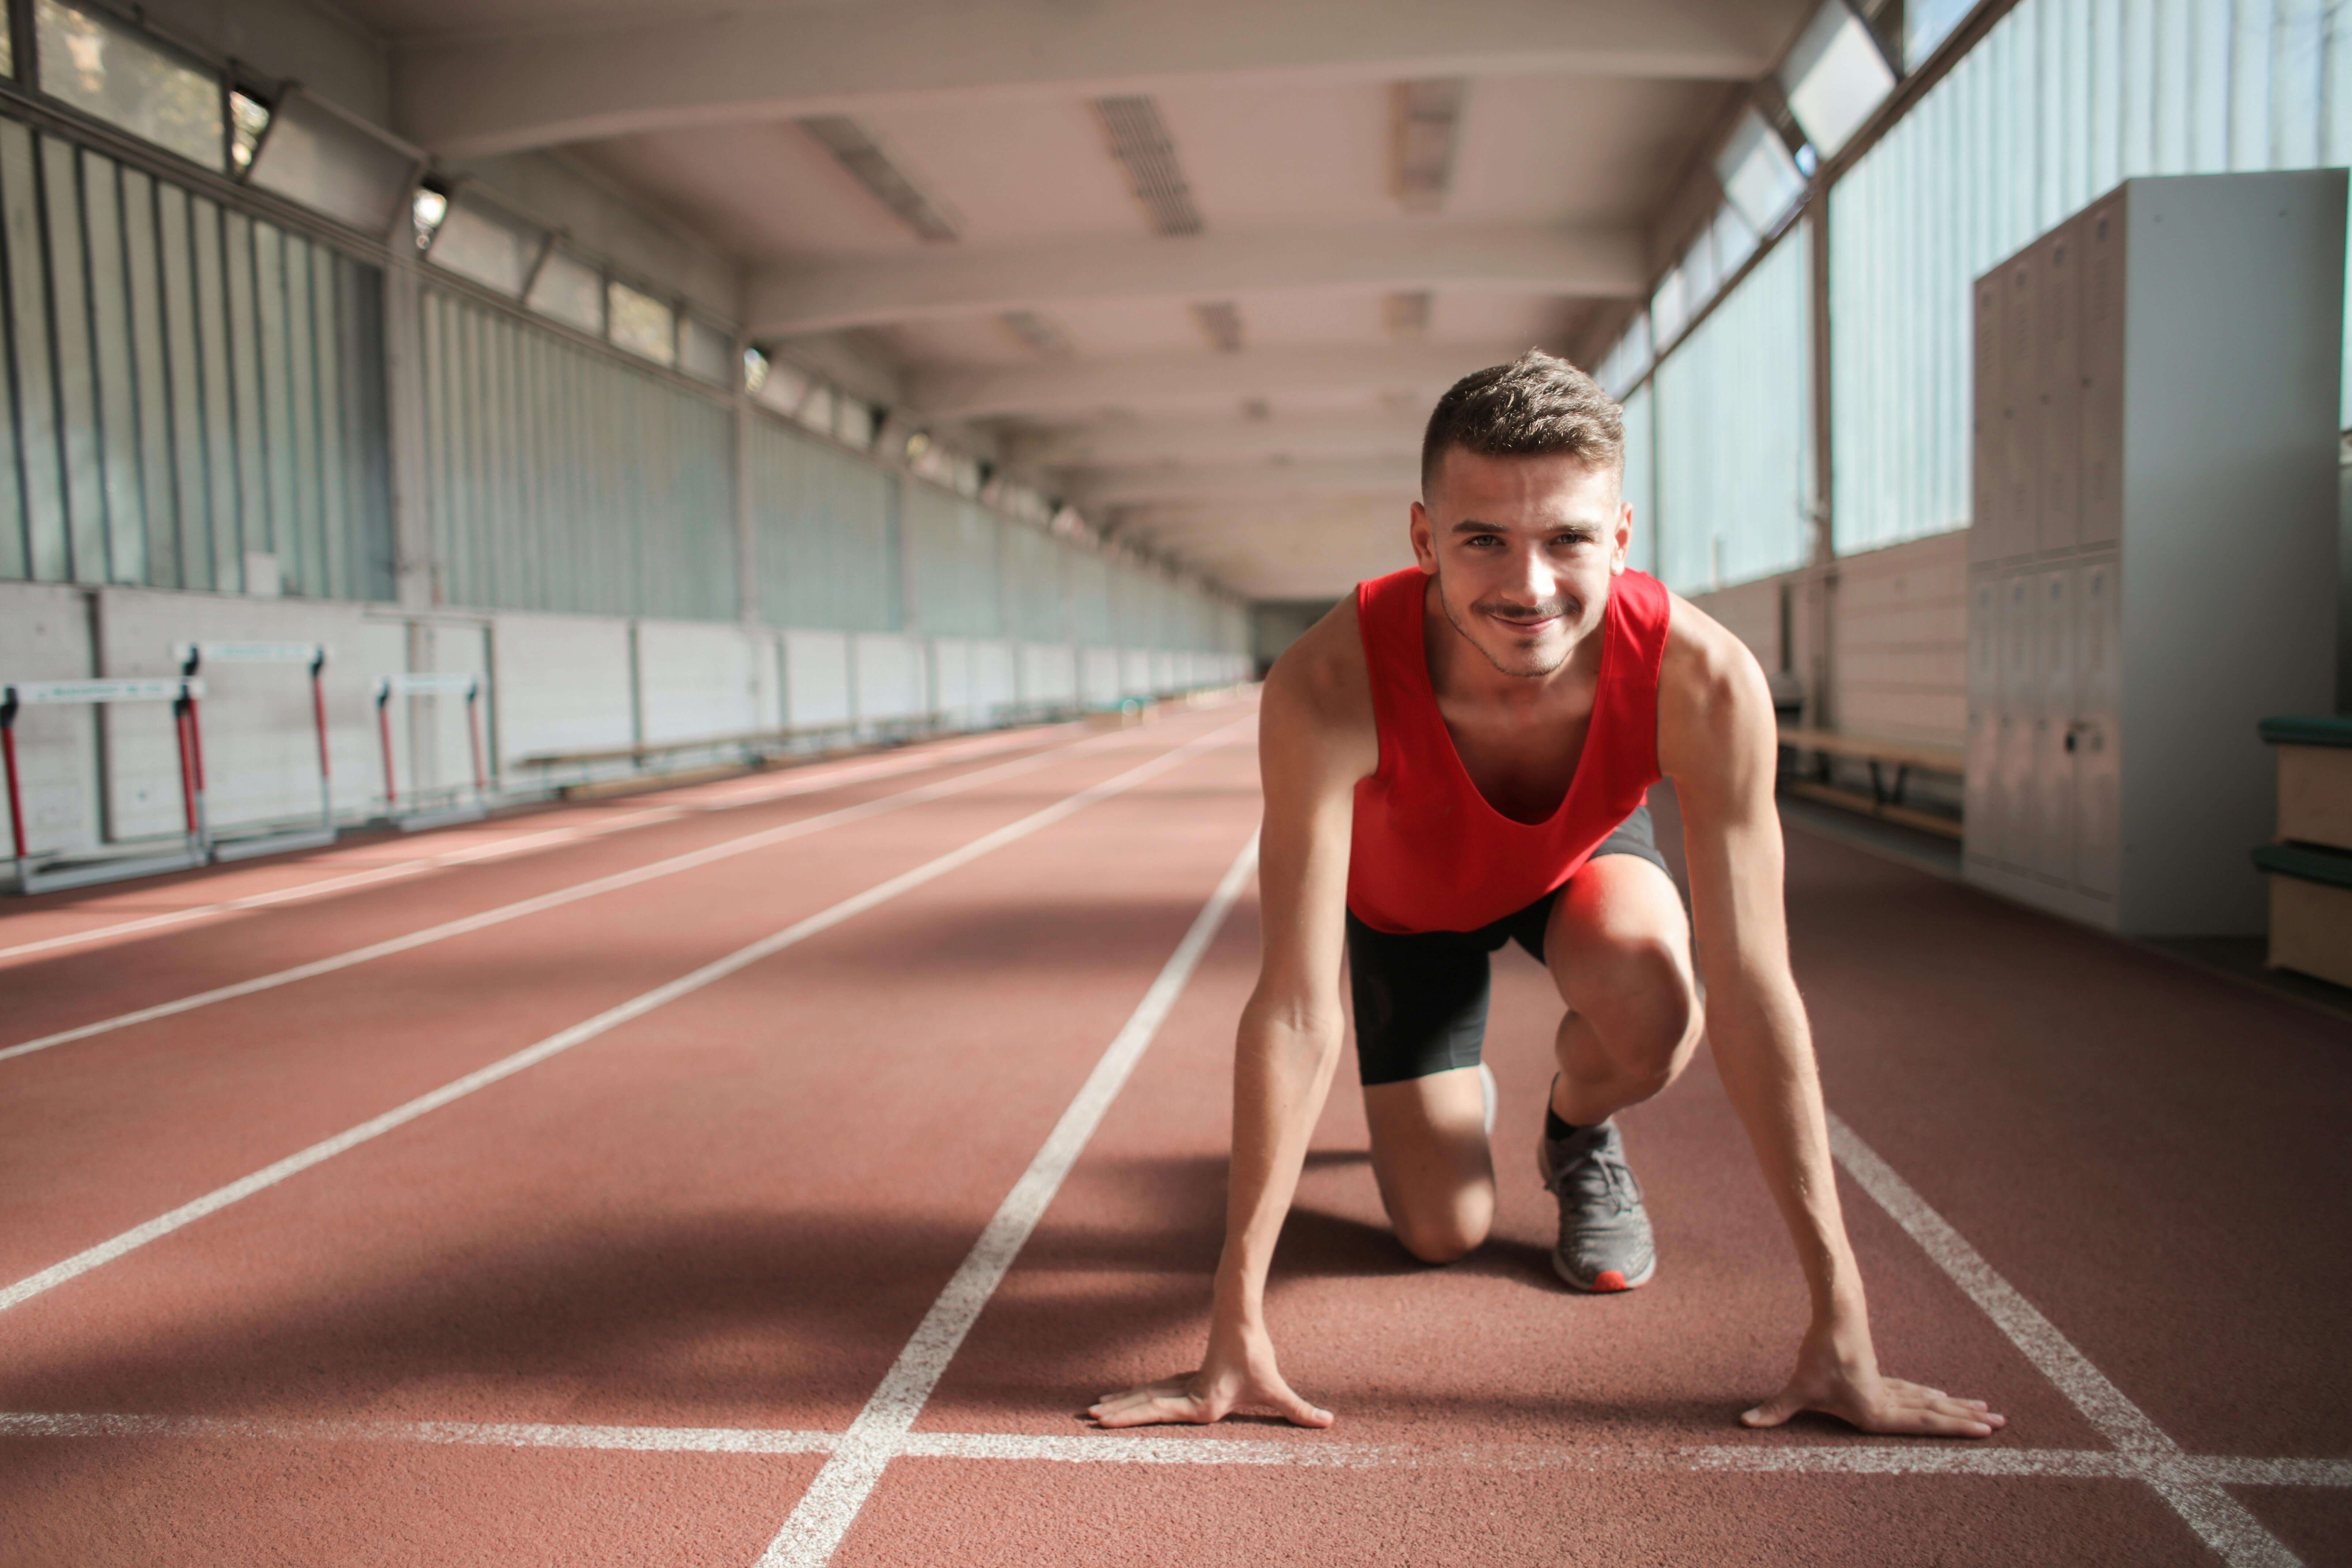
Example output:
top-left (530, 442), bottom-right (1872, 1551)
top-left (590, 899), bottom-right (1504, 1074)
top-left (1389, 79), bottom-right (1465, 213)
top-left (799, 115), bottom-right (960, 243)
top-left (1093, 96), bottom-right (1203, 237)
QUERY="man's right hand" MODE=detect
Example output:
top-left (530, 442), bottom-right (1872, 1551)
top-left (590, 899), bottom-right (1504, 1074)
top-left (1085, 1322), bottom-right (1334, 1429)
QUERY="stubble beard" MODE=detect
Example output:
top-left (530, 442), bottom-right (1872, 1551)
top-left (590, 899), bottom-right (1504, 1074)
top-left (1437, 573), bottom-right (1576, 679)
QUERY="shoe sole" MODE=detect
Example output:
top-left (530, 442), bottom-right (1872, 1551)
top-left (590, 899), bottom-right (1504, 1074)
top-left (1536, 1138), bottom-right (1657, 1293)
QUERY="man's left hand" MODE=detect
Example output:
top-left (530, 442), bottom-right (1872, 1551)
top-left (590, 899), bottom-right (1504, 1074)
top-left (1741, 1317), bottom-right (2006, 1438)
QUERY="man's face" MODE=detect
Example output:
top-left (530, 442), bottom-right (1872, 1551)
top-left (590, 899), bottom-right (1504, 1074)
top-left (1409, 447), bottom-right (1631, 680)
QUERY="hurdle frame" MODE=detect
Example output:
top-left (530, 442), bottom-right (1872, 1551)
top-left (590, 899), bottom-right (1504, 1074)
top-left (175, 641), bottom-right (338, 862)
top-left (375, 672), bottom-right (489, 830)
top-left (2, 677), bottom-right (209, 894)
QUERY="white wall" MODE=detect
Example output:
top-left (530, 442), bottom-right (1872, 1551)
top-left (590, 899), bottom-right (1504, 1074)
top-left (492, 612), bottom-right (636, 768)
top-left (1080, 648), bottom-right (1122, 710)
top-left (636, 619), bottom-right (762, 746)
top-left (853, 632), bottom-right (927, 723)
top-left (1019, 643), bottom-right (1077, 708)
top-left (782, 629), bottom-right (853, 729)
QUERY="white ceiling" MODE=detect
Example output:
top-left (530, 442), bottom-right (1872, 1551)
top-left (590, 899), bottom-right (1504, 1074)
top-left (356, 0), bottom-right (1819, 601)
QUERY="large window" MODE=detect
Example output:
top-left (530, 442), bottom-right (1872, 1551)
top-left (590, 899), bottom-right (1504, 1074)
top-left (1653, 228), bottom-right (1813, 595)
top-left (0, 122), bottom-right (393, 595)
top-left (417, 287), bottom-right (734, 619)
top-left (1832, 0), bottom-right (2352, 553)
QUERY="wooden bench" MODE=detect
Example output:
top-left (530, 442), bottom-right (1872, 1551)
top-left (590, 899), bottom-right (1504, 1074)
top-left (1776, 727), bottom-right (1966, 840)
top-left (516, 714), bottom-right (953, 799)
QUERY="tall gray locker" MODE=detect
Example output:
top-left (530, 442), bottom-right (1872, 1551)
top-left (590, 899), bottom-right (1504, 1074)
top-left (1964, 171), bottom-right (2345, 936)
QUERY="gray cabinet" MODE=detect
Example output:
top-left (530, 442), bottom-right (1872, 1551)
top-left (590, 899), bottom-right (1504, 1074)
top-left (1964, 172), bottom-right (2344, 936)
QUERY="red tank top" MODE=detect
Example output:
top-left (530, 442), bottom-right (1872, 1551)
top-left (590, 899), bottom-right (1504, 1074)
top-left (1346, 565), bottom-right (1672, 934)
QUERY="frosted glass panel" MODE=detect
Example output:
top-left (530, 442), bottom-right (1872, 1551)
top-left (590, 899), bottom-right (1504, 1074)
top-left (35, 0), bottom-right (221, 169)
top-left (607, 280), bottom-right (675, 365)
top-left (243, 88), bottom-right (416, 236)
top-left (427, 198), bottom-right (540, 296)
top-left (526, 248), bottom-right (602, 335)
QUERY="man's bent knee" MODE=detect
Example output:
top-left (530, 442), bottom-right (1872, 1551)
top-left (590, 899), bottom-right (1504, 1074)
top-left (1391, 1204), bottom-right (1491, 1265)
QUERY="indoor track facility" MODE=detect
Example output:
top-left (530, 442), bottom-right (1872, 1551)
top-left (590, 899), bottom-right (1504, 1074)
top-left (2, 0), bottom-right (2350, 1563)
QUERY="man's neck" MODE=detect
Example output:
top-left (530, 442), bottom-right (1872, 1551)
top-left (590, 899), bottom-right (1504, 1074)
top-left (1421, 576), bottom-right (1605, 718)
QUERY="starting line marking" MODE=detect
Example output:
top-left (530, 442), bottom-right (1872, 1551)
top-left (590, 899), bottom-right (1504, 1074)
top-left (0, 719), bottom-right (1253, 1317)
top-left (755, 832), bottom-right (1264, 1568)
top-left (0, 721), bottom-right (1166, 1065)
top-left (0, 725), bottom-right (1083, 966)
top-left (4, 1410), bottom-right (2346, 1491)
top-left (1828, 1114), bottom-right (2306, 1567)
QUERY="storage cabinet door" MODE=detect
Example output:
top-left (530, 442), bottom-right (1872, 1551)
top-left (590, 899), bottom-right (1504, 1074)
top-left (1994, 570), bottom-right (2036, 869)
top-left (1964, 571), bottom-right (2000, 857)
top-left (2001, 258), bottom-right (2040, 561)
top-left (1970, 273), bottom-right (2004, 565)
top-left (2037, 221), bottom-right (2083, 554)
top-left (2079, 195), bottom-right (2125, 550)
top-left (2072, 555), bottom-right (2121, 898)
top-left (2033, 567), bottom-right (2078, 884)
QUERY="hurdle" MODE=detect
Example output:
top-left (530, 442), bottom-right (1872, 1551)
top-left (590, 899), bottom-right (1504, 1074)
top-left (2, 676), bottom-right (208, 894)
top-left (175, 642), bottom-right (338, 862)
top-left (375, 672), bottom-right (489, 829)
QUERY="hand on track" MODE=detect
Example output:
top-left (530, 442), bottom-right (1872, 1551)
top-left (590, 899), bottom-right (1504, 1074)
top-left (1087, 1328), bottom-right (1333, 1429)
top-left (1742, 1321), bottom-right (2005, 1438)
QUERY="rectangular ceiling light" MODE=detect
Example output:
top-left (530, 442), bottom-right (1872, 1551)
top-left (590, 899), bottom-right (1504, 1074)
top-left (1191, 300), bottom-right (1243, 353)
top-left (1000, 310), bottom-right (1075, 358)
top-left (1389, 79), bottom-right (1464, 213)
top-left (1093, 96), bottom-right (1202, 237)
top-left (243, 85), bottom-right (422, 237)
top-left (1714, 107), bottom-right (1807, 236)
top-left (1383, 290), bottom-right (1431, 340)
top-left (799, 115), bottom-right (959, 242)
top-left (1779, 0), bottom-right (1897, 160)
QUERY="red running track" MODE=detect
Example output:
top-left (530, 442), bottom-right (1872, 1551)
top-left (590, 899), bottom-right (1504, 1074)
top-left (0, 695), bottom-right (2346, 1567)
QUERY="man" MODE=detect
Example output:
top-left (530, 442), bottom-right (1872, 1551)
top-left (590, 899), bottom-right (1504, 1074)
top-left (1089, 352), bottom-right (2002, 1439)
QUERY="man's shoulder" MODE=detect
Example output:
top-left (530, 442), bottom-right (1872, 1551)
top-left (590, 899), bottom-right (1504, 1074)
top-left (1656, 591), bottom-right (1774, 773)
top-left (1261, 598), bottom-right (1379, 773)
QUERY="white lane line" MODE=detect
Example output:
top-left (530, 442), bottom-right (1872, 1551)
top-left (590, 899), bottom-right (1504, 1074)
top-left (755, 832), bottom-right (1263, 1568)
top-left (11, 1410), bottom-right (2344, 1491)
top-left (0, 720), bottom-right (1251, 1316)
top-left (0, 729), bottom-right (1073, 965)
top-left (0, 1411), bottom-right (838, 1454)
top-left (0, 726), bottom-right (1138, 1065)
top-left (1828, 1113), bottom-right (2305, 1568)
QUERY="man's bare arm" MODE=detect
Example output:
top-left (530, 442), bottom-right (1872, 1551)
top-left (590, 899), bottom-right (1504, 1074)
top-left (1662, 609), bottom-right (2003, 1439)
top-left (1088, 613), bottom-right (1374, 1429)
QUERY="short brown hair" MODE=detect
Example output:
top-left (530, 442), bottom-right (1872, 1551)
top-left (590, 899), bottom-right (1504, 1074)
top-left (1421, 349), bottom-right (1624, 496)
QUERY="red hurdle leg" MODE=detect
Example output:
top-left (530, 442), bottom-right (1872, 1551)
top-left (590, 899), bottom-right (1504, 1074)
top-left (2, 705), bottom-right (28, 868)
top-left (378, 692), bottom-right (398, 809)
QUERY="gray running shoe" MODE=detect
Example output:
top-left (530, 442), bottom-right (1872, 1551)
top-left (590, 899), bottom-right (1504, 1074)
top-left (1536, 1119), bottom-right (1656, 1292)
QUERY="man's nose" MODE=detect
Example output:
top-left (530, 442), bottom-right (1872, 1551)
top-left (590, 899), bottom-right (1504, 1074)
top-left (1508, 546), bottom-right (1552, 608)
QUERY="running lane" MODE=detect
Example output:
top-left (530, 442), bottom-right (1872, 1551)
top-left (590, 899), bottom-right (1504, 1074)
top-left (850, 788), bottom-right (2214, 1566)
top-left (0, 712), bottom-right (1239, 1293)
top-left (0, 711), bottom-right (1264, 1565)
top-left (0, 725), bottom-right (1096, 1045)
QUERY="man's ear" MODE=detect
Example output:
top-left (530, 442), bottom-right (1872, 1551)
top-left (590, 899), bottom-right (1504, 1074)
top-left (1409, 500), bottom-right (1439, 573)
top-left (1612, 499), bottom-right (1633, 575)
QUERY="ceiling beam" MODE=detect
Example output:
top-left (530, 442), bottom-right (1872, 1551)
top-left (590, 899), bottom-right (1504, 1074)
top-left (1068, 456), bottom-right (1421, 507)
top-left (745, 224), bottom-right (1642, 336)
top-left (394, 0), bottom-right (1799, 156)
top-left (1008, 409), bottom-right (1427, 467)
top-left (910, 340), bottom-right (1537, 420)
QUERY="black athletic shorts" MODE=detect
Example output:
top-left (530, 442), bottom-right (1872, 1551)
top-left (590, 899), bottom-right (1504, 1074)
top-left (1344, 802), bottom-right (1674, 1087)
